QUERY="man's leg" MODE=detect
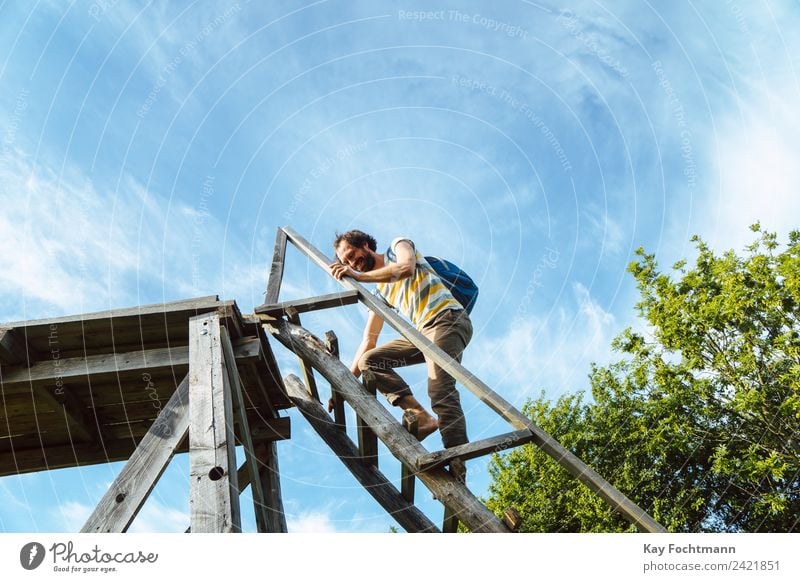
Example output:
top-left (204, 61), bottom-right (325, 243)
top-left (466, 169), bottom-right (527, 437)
top-left (358, 340), bottom-right (438, 438)
top-left (422, 310), bottom-right (473, 449)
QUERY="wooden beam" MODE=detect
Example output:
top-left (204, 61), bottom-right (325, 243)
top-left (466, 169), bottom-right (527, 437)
top-left (281, 226), bottom-right (666, 533)
top-left (0, 327), bottom-right (29, 365)
top-left (0, 337), bottom-right (261, 389)
top-left (356, 380), bottom-right (378, 467)
top-left (255, 290), bottom-right (359, 317)
top-left (81, 375), bottom-right (191, 533)
top-left (284, 374), bottom-right (438, 533)
top-left (247, 416), bottom-right (291, 441)
top-left (264, 228), bottom-right (288, 304)
top-left (220, 326), bottom-right (269, 533)
top-left (265, 319), bottom-right (508, 533)
top-left (324, 331), bottom-right (346, 431)
top-left (189, 313), bottom-right (241, 533)
top-left (286, 310), bottom-right (320, 402)
top-left (401, 411), bottom-right (418, 503)
top-left (1, 295), bottom-right (222, 329)
top-left (416, 429), bottom-right (536, 471)
top-left (255, 441), bottom-right (288, 532)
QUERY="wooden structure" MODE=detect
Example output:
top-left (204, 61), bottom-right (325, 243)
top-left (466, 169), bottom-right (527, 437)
top-left (0, 226), bottom-right (666, 533)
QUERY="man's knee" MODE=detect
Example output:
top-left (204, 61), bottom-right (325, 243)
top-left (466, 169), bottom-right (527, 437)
top-left (357, 350), bottom-right (377, 374)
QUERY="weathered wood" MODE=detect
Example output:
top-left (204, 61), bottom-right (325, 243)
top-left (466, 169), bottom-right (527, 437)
top-left (255, 290), bottom-right (360, 317)
top-left (0, 338), bottom-right (261, 389)
top-left (0, 439), bottom-right (137, 477)
top-left (220, 326), bottom-right (269, 533)
top-left (401, 411), bottom-right (418, 503)
top-left (324, 331), bottom-right (346, 431)
top-left (281, 226), bottom-right (666, 533)
top-left (40, 383), bottom-right (109, 445)
top-left (356, 380), bottom-right (378, 467)
top-left (264, 228), bottom-right (288, 304)
top-left (2, 295), bottom-right (222, 329)
top-left (503, 506), bottom-right (523, 532)
top-left (442, 505), bottom-right (459, 533)
top-left (81, 375), bottom-right (191, 533)
top-left (247, 416), bottom-right (291, 441)
top-left (189, 313), bottom-right (241, 533)
top-left (416, 429), bottom-right (536, 471)
top-left (0, 327), bottom-right (29, 364)
top-left (255, 441), bottom-right (288, 532)
top-left (284, 374), bottom-right (438, 533)
top-left (265, 319), bottom-right (509, 532)
top-left (286, 311), bottom-right (320, 402)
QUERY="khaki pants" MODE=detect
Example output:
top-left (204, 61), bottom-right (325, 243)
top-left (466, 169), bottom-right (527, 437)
top-left (358, 309), bottom-right (473, 448)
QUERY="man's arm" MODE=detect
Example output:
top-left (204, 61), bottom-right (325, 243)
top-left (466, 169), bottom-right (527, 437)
top-left (348, 309), bottom-right (384, 377)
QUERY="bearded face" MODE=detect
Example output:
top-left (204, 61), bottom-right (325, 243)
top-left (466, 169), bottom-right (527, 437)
top-left (336, 241), bottom-right (375, 272)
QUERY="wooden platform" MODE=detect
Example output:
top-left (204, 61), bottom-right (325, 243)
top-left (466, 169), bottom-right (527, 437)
top-left (0, 296), bottom-right (289, 477)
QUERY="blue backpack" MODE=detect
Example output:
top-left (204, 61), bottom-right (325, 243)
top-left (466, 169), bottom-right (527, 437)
top-left (423, 256), bottom-right (479, 314)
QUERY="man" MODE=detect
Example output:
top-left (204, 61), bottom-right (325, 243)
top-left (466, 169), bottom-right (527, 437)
top-left (328, 229), bottom-right (473, 459)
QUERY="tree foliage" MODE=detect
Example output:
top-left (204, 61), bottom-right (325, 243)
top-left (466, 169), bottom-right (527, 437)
top-left (486, 226), bottom-right (800, 532)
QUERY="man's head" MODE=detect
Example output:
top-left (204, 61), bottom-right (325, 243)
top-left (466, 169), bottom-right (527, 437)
top-left (334, 229), bottom-right (378, 272)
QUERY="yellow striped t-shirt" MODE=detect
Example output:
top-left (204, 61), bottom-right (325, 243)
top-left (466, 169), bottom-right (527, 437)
top-left (376, 237), bottom-right (463, 330)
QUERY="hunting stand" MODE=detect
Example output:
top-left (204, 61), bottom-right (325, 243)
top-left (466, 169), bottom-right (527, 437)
top-left (0, 226), bottom-right (665, 533)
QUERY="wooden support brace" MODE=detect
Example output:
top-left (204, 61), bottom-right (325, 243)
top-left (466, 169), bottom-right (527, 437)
top-left (220, 327), bottom-right (269, 533)
top-left (264, 228), bottom-right (288, 304)
top-left (416, 429), bottom-right (536, 471)
top-left (188, 313), bottom-right (241, 533)
top-left (0, 327), bottom-right (29, 365)
top-left (81, 375), bottom-right (191, 532)
top-left (265, 318), bottom-right (509, 532)
top-left (400, 411), bottom-right (418, 503)
top-left (324, 331), bottom-right (346, 431)
top-left (285, 309), bottom-right (321, 402)
top-left (255, 290), bottom-right (359, 317)
top-left (284, 374), bottom-right (438, 532)
top-left (280, 226), bottom-right (666, 533)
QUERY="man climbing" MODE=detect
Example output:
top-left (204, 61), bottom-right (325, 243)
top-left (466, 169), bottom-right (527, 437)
top-left (328, 230), bottom-right (473, 467)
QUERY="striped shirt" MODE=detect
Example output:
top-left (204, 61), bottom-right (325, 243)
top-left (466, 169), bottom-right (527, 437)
top-left (376, 237), bottom-right (463, 330)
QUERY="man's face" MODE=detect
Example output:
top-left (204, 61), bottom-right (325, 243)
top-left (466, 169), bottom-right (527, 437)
top-left (336, 240), bottom-right (375, 272)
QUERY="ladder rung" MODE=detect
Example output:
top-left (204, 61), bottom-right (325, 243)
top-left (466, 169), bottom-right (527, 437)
top-left (416, 429), bottom-right (536, 471)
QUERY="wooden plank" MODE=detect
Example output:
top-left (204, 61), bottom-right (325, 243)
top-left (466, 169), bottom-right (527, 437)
top-left (265, 319), bottom-right (508, 533)
top-left (284, 374), bottom-right (438, 533)
top-left (442, 505), bottom-right (459, 533)
top-left (286, 310), bottom-right (320, 402)
top-left (281, 226), bottom-right (666, 533)
top-left (2, 296), bottom-right (222, 329)
top-left (220, 326), bottom-right (269, 533)
top-left (81, 375), bottom-right (191, 533)
top-left (188, 313), bottom-right (241, 533)
top-left (0, 327), bottom-right (29, 364)
top-left (416, 429), bottom-right (536, 471)
top-left (255, 289), bottom-right (359, 316)
top-left (264, 228), bottom-right (288, 304)
top-left (324, 331), bottom-right (346, 431)
top-left (0, 337), bottom-right (261, 389)
top-left (0, 439), bottom-right (137, 477)
top-left (401, 411), bottom-right (418, 503)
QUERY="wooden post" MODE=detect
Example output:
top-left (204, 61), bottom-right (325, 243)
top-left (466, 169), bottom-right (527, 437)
top-left (284, 375), bottom-right (438, 532)
top-left (264, 228), bottom-right (288, 304)
top-left (220, 327), bottom-right (269, 533)
top-left (81, 375), bottom-right (191, 532)
top-left (188, 313), bottom-right (241, 533)
top-left (280, 226), bottom-right (666, 533)
top-left (356, 379), bottom-right (378, 467)
top-left (324, 331), bottom-right (346, 431)
top-left (265, 318), bottom-right (509, 533)
top-left (401, 411), bottom-right (418, 503)
top-left (254, 441), bottom-right (288, 532)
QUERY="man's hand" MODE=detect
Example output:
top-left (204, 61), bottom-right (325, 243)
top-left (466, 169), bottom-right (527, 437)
top-left (329, 261), bottom-right (361, 281)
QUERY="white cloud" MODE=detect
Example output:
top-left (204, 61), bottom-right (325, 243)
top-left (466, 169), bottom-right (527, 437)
top-left (470, 282), bottom-right (621, 400)
top-left (705, 82), bottom-right (800, 252)
top-left (289, 510), bottom-right (338, 533)
top-left (56, 501), bottom-right (93, 532)
top-left (128, 499), bottom-right (189, 533)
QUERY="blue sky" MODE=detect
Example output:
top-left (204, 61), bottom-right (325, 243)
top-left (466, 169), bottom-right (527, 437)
top-left (1, 1), bottom-right (798, 533)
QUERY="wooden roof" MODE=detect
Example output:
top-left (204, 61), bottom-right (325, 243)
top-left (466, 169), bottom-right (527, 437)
top-left (0, 296), bottom-right (290, 477)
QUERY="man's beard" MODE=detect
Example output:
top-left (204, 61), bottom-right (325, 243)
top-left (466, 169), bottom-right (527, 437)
top-left (361, 253), bottom-right (376, 272)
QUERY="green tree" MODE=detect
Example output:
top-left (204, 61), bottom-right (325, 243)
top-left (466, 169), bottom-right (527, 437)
top-left (486, 226), bottom-right (800, 532)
